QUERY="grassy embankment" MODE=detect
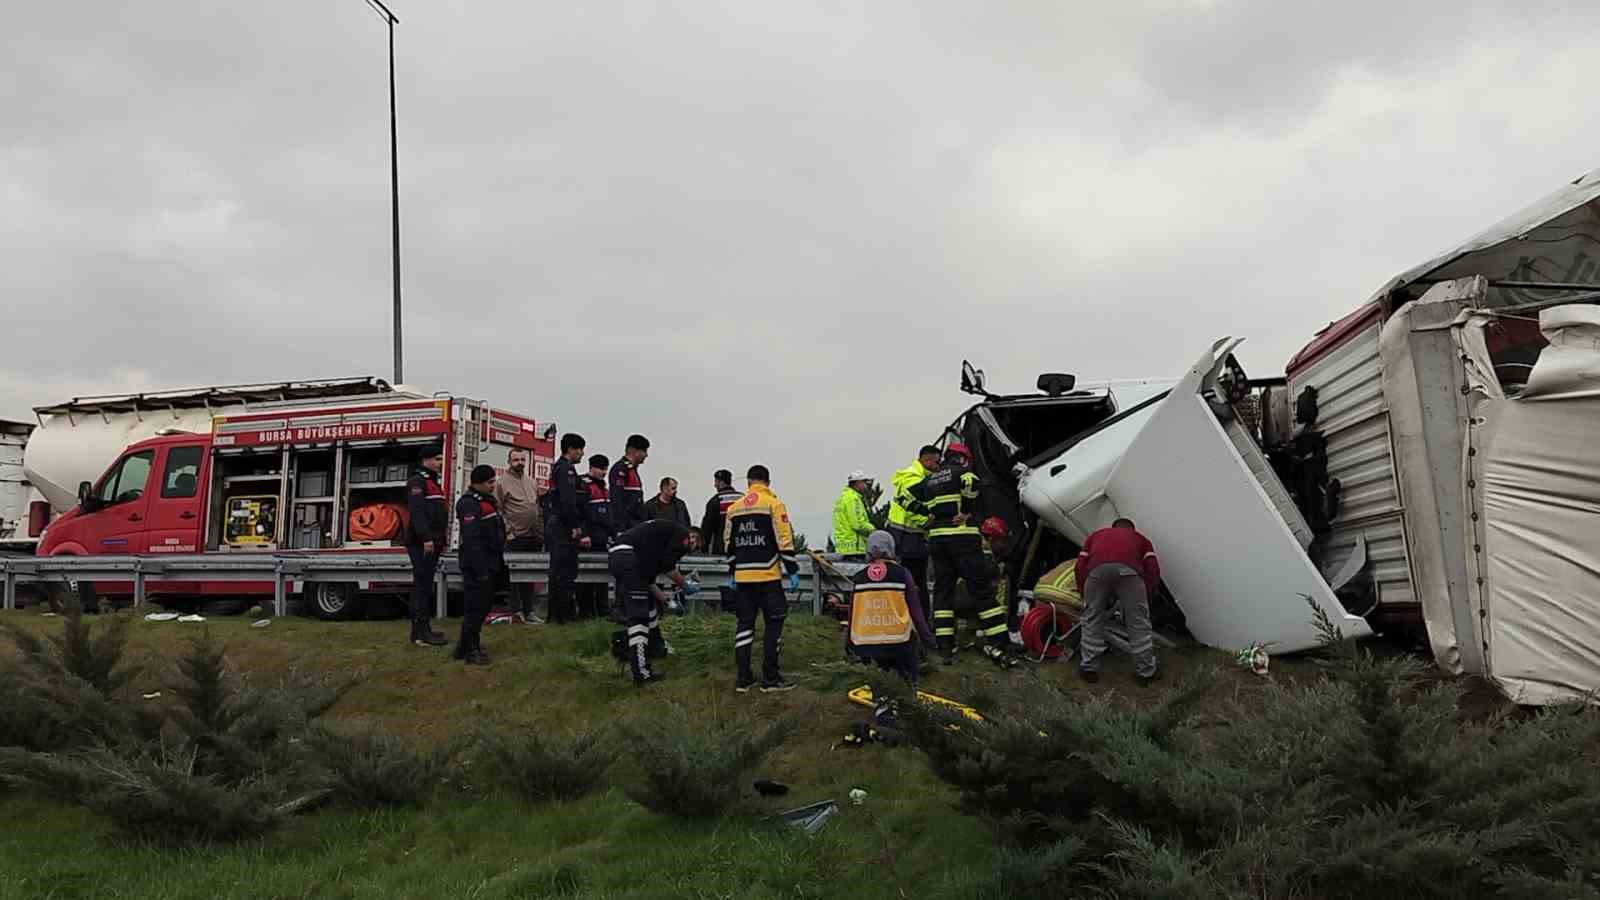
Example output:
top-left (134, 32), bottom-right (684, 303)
top-left (0, 606), bottom-right (1322, 900)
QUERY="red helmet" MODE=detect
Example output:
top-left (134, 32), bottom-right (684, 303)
top-left (980, 516), bottom-right (1009, 541)
top-left (945, 442), bottom-right (972, 462)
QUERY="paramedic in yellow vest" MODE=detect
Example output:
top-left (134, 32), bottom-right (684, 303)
top-left (888, 445), bottom-right (942, 619)
top-left (723, 465), bottom-right (800, 693)
top-left (908, 443), bottom-right (1018, 669)
top-left (832, 471), bottom-right (875, 561)
top-left (847, 531), bottom-right (936, 684)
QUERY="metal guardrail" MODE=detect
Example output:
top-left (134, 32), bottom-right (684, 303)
top-left (0, 552), bottom-right (825, 618)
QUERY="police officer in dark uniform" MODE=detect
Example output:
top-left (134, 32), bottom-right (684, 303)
top-left (404, 443), bottom-right (449, 647)
top-left (608, 519), bottom-right (701, 685)
top-left (542, 433), bottom-right (587, 624)
top-left (700, 468), bottom-right (742, 556)
top-left (577, 453), bottom-right (612, 619)
top-left (454, 464), bottom-right (504, 666)
top-left (608, 434), bottom-right (650, 534)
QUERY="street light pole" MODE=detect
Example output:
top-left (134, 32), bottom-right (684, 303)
top-left (364, 0), bottom-right (403, 385)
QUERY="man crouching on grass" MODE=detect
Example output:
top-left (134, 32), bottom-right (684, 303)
top-left (608, 520), bottom-right (701, 686)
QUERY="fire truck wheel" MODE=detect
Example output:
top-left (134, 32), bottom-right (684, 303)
top-left (308, 583), bottom-right (360, 621)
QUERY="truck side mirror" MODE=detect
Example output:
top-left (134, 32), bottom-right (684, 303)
top-left (78, 480), bottom-right (99, 513)
top-left (960, 360), bottom-right (990, 397)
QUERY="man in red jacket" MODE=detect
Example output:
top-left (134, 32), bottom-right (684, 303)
top-left (1076, 518), bottom-right (1161, 685)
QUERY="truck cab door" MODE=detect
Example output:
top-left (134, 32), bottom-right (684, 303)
top-left (81, 449), bottom-right (156, 594)
top-left (145, 444), bottom-right (207, 595)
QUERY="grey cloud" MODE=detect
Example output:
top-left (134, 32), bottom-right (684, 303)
top-left (5, 1), bottom-right (1600, 538)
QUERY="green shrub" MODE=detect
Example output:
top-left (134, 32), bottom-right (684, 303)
top-left (468, 725), bottom-right (616, 805)
top-left (619, 704), bottom-right (792, 819)
top-left (903, 600), bottom-right (1600, 899)
top-left (311, 724), bottom-right (443, 809)
top-left (0, 612), bottom-right (147, 752)
top-left (3, 744), bottom-right (305, 844)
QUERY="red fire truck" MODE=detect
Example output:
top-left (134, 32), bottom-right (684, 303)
top-left (30, 380), bottom-right (553, 618)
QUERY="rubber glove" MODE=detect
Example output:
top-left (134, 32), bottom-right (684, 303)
top-left (785, 572), bottom-right (801, 592)
top-left (682, 576), bottom-right (701, 597)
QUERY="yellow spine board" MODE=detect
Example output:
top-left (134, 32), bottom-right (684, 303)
top-left (847, 685), bottom-right (984, 723)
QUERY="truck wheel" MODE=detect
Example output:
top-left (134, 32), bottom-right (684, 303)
top-left (308, 583), bottom-right (360, 621)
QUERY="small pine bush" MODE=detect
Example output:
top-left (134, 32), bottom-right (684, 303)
top-left (902, 600), bottom-right (1600, 899)
top-left (5, 744), bottom-right (301, 844)
top-left (469, 725), bottom-right (617, 805)
top-left (311, 724), bottom-right (443, 809)
top-left (0, 612), bottom-right (146, 752)
top-left (619, 704), bottom-right (792, 819)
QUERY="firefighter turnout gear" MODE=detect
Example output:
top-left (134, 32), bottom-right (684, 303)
top-left (405, 466), bottom-right (448, 646)
top-left (724, 482), bottom-right (799, 689)
top-left (910, 457), bottom-right (1011, 662)
top-left (542, 455), bottom-right (584, 624)
top-left (832, 484), bottom-right (874, 557)
top-left (608, 519), bottom-right (690, 684)
top-left (454, 488), bottom-right (505, 664)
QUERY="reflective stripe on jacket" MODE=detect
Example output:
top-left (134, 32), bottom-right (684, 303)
top-left (909, 461), bottom-right (980, 540)
top-left (849, 560), bottom-right (914, 646)
top-left (723, 483), bottom-right (798, 584)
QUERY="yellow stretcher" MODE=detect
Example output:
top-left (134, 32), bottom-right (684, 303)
top-left (847, 684), bottom-right (984, 723)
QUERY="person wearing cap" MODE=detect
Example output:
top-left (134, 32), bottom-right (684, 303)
top-left (541, 433), bottom-right (588, 624)
top-left (908, 443), bottom-right (1018, 669)
top-left (831, 471), bottom-right (876, 561)
top-left (700, 469), bottom-right (742, 556)
top-left (608, 434), bottom-right (651, 534)
top-left (723, 465), bottom-right (800, 693)
top-left (403, 443), bottom-right (449, 647)
top-left (888, 445), bottom-right (942, 620)
top-left (454, 465), bottom-right (505, 666)
top-left (577, 453), bottom-right (613, 619)
top-left (846, 531), bottom-right (937, 684)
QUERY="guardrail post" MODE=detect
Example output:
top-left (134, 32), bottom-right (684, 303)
top-left (435, 564), bottom-right (447, 620)
top-left (272, 560), bottom-right (286, 618)
top-left (2, 563), bottom-right (15, 612)
top-left (133, 559), bottom-right (146, 609)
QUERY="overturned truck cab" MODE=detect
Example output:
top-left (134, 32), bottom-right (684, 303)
top-left (1015, 341), bottom-right (1371, 655)
top-left (1005, 166), bottom-right (1600, 703)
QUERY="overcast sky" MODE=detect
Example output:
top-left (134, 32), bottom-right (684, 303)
top-left (5, 1), bottom-right (1600, 539)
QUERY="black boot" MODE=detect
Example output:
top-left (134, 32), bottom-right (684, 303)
top-left (412, 620), bottom-right (446, 647)
top-left (631, 640), bottom-right (664, 686)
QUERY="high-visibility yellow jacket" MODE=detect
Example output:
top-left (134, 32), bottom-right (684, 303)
top-left (887, 460), bottom-right (934, 533)
top-left (832, 486), bottom-right (874, 555)
top-left (723, 482), bottom-right (798, 584)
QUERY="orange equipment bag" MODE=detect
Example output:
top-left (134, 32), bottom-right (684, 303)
top-left (348, 503), bottom-right (408, 542)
